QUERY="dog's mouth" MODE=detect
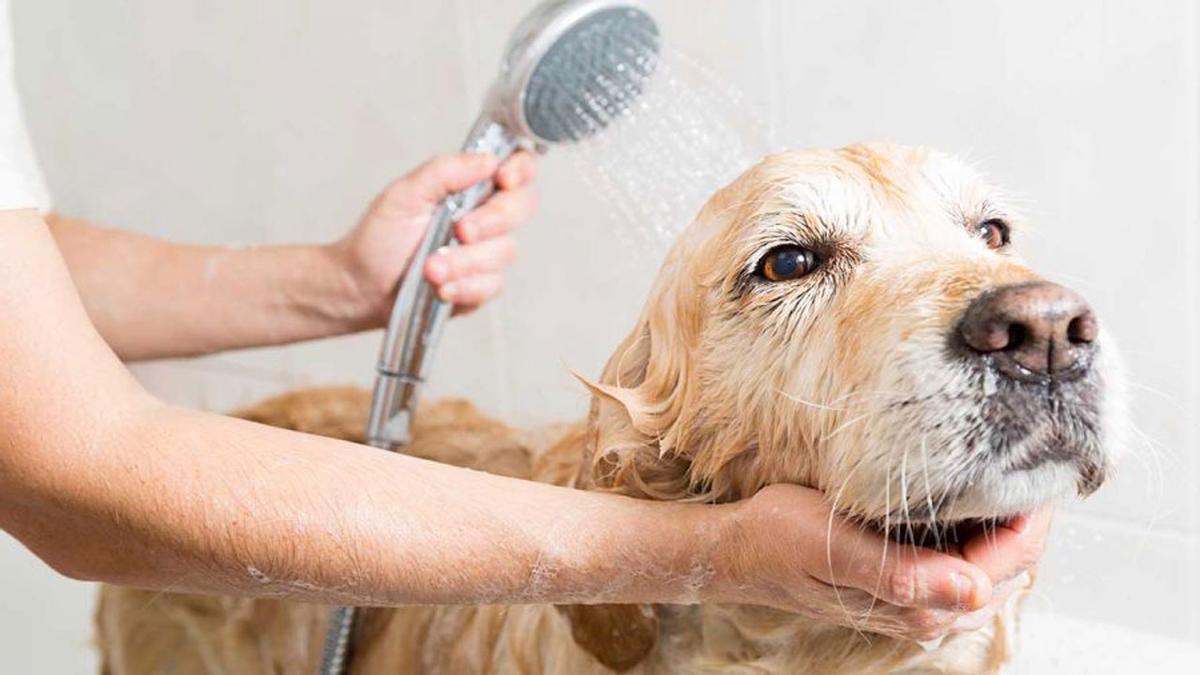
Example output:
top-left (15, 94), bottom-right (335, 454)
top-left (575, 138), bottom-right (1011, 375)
top-left (865, 514), bottom-right (1025, 554)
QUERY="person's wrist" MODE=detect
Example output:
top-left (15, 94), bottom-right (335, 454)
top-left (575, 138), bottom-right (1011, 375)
top-left (700, 488), bottom-right (822, 608)
top-left (558, 496), bottom-right (729, 605)
top-left (697, 499), bottom-right (758, 605)
top-left (319, 241), bottom-right (390, 331)
top-left (617, 499), bottom-right (747, 605)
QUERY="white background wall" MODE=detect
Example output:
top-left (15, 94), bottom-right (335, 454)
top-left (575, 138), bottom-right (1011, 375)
top-left (2, 1), bottom-right (1197, 672)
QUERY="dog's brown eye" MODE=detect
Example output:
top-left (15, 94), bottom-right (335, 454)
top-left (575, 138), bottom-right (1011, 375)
top-left (758, 245), bottom-right (819, 282)
top-left (976, 219), bottom-right (1010, 249)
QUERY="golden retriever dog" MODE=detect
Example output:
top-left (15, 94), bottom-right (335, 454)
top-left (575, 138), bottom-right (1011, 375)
top-left (96, 144), bottom-right (1126, 674)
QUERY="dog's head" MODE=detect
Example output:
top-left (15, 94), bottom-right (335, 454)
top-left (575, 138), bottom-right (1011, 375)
top-left (580, 143), bottom-right (1127, 535)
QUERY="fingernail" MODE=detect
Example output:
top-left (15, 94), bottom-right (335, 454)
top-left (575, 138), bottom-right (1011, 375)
top-left (440, 282), bottom-right (458, 301)
top-left (426, 256), bottom-right (448, 283)
top-left (950, 573), bottom-right (977, 610)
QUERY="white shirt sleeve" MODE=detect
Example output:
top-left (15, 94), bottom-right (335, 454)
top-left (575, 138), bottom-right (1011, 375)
top-left (0, 0), bottom-right (50, 213)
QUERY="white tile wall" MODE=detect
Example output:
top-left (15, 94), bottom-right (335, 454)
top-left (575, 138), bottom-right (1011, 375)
top-left (3, 1), bottom-right (1197, 672)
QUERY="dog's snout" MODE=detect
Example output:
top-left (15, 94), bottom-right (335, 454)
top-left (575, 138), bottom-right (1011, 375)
top-left (959, 282), bottom-right (1097, 380)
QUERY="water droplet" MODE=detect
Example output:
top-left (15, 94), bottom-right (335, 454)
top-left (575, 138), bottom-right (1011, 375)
top-left (982, 368), bottom-right (997, 397)
top-left (917, 637), bottom-right (946, 652)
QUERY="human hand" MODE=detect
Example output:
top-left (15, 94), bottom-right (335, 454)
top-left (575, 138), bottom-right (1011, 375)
top-left (948, 506), bottom-right (1051, 633)
top-left (706, 484), bottom-right (1048, 642)
top-left (333, 151), bottom-right (538, 324)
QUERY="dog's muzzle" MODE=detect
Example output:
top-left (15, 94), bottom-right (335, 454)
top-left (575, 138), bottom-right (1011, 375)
top-left (951, 280), bottom-right (1109, 492)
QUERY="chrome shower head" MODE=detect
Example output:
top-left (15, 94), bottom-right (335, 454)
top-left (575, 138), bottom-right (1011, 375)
top-left (368, 0), bottom-right (662, 463)
top-left (489, 0), bottom-right (660, 144)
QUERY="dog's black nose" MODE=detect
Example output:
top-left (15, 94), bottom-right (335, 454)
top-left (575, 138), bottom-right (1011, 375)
top-left (959, 282), bottom-right (1097, 380)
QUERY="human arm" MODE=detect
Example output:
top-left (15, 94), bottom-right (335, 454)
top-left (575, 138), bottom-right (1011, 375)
top-left (3, 207), bottom-right (709, 606)
top-left (46, 152), bottom-right (537, 361)
top-left (5, 209), bottom-right (1047, 632)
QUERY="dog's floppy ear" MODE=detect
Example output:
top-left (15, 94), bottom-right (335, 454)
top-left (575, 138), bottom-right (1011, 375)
top-left (573, 275), bottom-right (707, 499)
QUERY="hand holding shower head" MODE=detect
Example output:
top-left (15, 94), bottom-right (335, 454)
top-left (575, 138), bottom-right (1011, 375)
top-left (322, 4), bottom-right (660, 674)
top-left (367, 0), bottom-right (660, 451)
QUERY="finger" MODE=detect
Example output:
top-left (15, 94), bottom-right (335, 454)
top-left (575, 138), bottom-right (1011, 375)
top-left (962, 507), bottom-right (1052, 583)
top-left (437, 273), bottom-right (505, 307)
top-left (424, 238), bottom-right (516, 285)
top-left (809, 517), bottom-right (992, 612)
top-left (949, 570), bottom-right (1030, 634)
top-left (948, 590), bottom-right (1009, 634)
top-left (456, 187), bottom-right (538, 244)
top-left (496, 151), bottom-right (538, 190)
top-left (403, 153), bottom-right (500, 202)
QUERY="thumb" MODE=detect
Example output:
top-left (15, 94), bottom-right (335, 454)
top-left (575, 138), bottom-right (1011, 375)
top-left (961, 507), bottom-right (1052, 583)
top-left (406, 153), bottom-right (500, 202)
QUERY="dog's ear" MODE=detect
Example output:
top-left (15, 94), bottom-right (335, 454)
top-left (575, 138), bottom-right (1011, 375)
top-left (573, 308), bottom-right (701, 499)
top-left (557, 604), bottom-right (659, 672)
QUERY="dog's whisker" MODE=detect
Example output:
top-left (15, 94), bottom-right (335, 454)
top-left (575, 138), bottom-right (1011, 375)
top-left (859, 463), bottom-right (895, 633)
top-left (823, 411), bottom-right (879, 442)
top-left (917, 438), bottom-right (941, 550)
top-left (825, 457), bottom-right (872, 642)
top-left (775, 387), bottom-right (910, 414)
top-left (1123, 421), bottom-right (1172, 528)
top-left (775, 389), bottom-right (846, 412)
top-left (899, 449), bottom-right (916, 549)
top-left (1123, 379), bottom-right (1185, 411)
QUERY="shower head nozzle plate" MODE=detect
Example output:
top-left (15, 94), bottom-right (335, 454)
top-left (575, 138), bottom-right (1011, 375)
top-left (497, 0), bottom-right (660, 145)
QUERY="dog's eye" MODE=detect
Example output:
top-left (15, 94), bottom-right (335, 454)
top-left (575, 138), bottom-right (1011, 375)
top-left (757, 245), bottom-right (819, 282)
top-left (976, 219), bottom-right (1010, 249)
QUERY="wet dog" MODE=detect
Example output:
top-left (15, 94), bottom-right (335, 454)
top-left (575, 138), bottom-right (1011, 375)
top-left (97, 144), bottom-right (1126, 674)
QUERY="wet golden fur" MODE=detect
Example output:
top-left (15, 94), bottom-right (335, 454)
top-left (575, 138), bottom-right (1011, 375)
top-left (97, 144), bottom-right (1123, 674)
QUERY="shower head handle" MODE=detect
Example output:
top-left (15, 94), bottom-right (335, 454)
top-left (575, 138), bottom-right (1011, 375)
top-left (366, 0), bottom-right (659, 448)
top-left (368, 116), bottom-right (520, 448)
